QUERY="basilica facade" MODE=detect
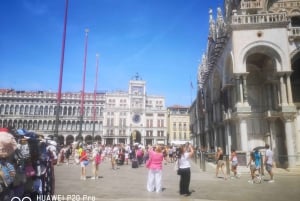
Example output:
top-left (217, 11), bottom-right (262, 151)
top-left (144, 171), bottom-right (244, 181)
top-left (0, 76), bottom-right (168, 146)
top-left (191, 0), bottom-right (300, 168)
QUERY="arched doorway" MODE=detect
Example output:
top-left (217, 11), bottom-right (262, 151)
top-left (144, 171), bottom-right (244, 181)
top-left (75, 135), bottom-right (83, 142)
top-left (94, 135), bottom-right (102, 143)
top-left (131, 130), bottom-right (141, 145)
top-left (57, 135), bottom-right (64, 146)
top-left (85, 135), bottom-right (93, 144)
top-left (66, 135), bottom-right (74, 145)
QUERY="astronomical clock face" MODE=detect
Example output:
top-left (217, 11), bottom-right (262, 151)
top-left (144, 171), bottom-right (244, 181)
top-left (132, 114), bottom-right (141, 123)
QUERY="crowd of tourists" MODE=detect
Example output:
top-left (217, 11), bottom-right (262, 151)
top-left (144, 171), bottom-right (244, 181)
top-left (1, 128), bottom-right (276, 200)
top-left (55, 141), bottom-right (275, 197)
top-left (0, 127), bottom-right (57, 201)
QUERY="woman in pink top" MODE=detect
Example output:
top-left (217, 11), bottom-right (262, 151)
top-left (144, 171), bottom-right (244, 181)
top-left (146, 145), bottom-right (164, 193)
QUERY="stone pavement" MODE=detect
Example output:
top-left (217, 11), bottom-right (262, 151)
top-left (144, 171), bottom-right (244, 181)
top-left (54, 158), bottom-right (300, 201)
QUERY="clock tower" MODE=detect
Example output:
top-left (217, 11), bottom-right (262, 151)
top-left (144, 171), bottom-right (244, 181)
top-left (129, 73), bottom-right (145, 125)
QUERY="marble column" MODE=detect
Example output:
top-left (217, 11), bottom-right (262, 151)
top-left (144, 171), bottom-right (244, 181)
top-left (267, 83), bottom-right (272, 110)
top-left (284, 116), bottom-right (296, 167)
top-left (235, 76), bottom-right (241, 105)
top-left (242, 74), bottom-right (248, 105)
top-left (296, 112), bottom-right (300, 158)
top-left (239, 118), bottom-right (248, 151)
top-left (225, 122), bottom-right (232, 155)
top-left (239, 77), bottom-right (244, 104)
top-left (286, 74), bottom-right (293, 105)
top-left (280, 75), bottom-right (288, 106)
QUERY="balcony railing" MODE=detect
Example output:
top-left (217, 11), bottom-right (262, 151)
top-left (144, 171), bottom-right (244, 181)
top-left (232, 12), bottom-right (288, 25)
top-left (273, 1), bottom-right (300, 9)
top-left (240, 0), bottom-right (263, 10)
top-left (288, 26), bottom-right (300, 40)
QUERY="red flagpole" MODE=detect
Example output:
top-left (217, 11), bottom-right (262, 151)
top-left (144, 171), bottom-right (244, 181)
top-left (92, 54), bottom-right (99, 143)
top-left (55, 0), bottom-right (69, 139)
top-left (78, 29), bottom-right (89, 138)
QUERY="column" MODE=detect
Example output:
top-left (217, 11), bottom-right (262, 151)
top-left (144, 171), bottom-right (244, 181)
top-left (225, 122), bottom-right (232, 155)
top-left (228, 87), bottom-right (232, 110)
top-left (239, 77), bottom-right (244, 104)
top-left (242, 74), bottom-right (248, 105)
top-left (280, 75), bottom-right (288, 105)
top-left (239, 118), bottom-right (248, 151)
top-left (235, 75), bottom-right (241, 105)
top-left (286, 74), bottom-right (293, 105)
top-left (273, 82), bottom-right (279, 110)
top-left (266, 83), bottom-right (272, 110)
top-left (296, 113), bottom-right (300, 158)
top-left (213, 128), bottom-right (217, 150)
top-left (284, 117), bottom-right (296, 167)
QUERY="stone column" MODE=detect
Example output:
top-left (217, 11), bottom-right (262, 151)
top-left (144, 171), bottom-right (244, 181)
top-left (239, 76), bottom-right (244, 104)
top-left (228, 87), bottom-right (232, 110)
top-left (242, 74), bottom-right (248, 105)
top-left (225, 122), bottom-right (232, 155)
top-left (267, 83), bottom-right (272, 110)
top-left (286, 74), bottom-right (293, 105)
top-left (239, 118), bottom-right (248, 151)
top-left (296, 111), bottom-right (300, 158)
top-left (213, 127), bottom-right (217, 150)
top-left (235, 75), bottom-right (241, 105)
top-left (280, 75), bottom-right (288, 106)
top-left (284, 116), bottom-right (296, 167)
top-left (273, 82), bottom-right (279, 110)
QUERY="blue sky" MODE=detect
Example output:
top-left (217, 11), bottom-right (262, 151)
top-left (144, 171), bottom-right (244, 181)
top-left (0, 0), bottom-right (222, 107)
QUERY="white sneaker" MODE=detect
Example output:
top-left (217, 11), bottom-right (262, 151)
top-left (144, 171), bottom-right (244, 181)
top-left (268, 180), bottom-right (275, 183)
top-left (248, 180), bottom-right (253, 184)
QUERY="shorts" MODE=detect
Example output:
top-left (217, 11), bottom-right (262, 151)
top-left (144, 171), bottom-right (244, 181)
top-left (217, 160), bottom-right (225, 167)
top-left (231, 161), bottom-right (238, 167)
top-left (250, 164), bottom-right (256, 171)
top-left (266, 163), bottom-right (273, 172)
top-left (80, 160), bottom-right (89, 167)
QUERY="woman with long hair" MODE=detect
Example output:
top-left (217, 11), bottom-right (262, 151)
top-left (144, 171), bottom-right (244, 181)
top-left (177, 143), bottom-right (194, 196)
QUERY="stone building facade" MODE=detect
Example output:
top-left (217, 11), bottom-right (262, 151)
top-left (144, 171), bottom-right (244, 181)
top-left (191, 0), bottom-right (300, 168)
top-left (167, 105), bottom-right (191, 145)
top-left (0, 76), bottom-right (167, 146)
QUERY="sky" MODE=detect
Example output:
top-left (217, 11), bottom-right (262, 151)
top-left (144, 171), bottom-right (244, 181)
top-left (0, 0), bottom-right (223, 107)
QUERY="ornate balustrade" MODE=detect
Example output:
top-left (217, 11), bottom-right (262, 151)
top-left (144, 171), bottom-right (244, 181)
top-left (240, 0), bottom-right (263, 9)
top-left (273, 1), bottom-right (300, 9)
top-left (288, 26), bottom-right (300, 41)
top-left (232, 12), bottom-right (288, 25)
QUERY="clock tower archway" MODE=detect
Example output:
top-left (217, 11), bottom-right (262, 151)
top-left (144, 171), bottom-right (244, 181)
top-left (131, 130), bottom-right (141, 145)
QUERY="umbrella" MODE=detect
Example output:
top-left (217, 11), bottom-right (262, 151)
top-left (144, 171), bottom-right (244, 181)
top-left (253, 146), bottom-right (266, 151)
top-left (0, 131), bottom-right (18, 158)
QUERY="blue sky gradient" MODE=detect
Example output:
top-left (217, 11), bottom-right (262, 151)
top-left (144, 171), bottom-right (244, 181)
top-left (0, 0), bottom-right (222, 106)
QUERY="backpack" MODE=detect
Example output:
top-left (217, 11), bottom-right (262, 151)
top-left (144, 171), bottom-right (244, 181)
top-left (95, 153), bottom-right (101, 165)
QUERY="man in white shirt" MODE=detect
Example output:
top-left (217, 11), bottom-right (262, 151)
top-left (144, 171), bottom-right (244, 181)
top-left (265, 144), bottom-right (274, 183)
